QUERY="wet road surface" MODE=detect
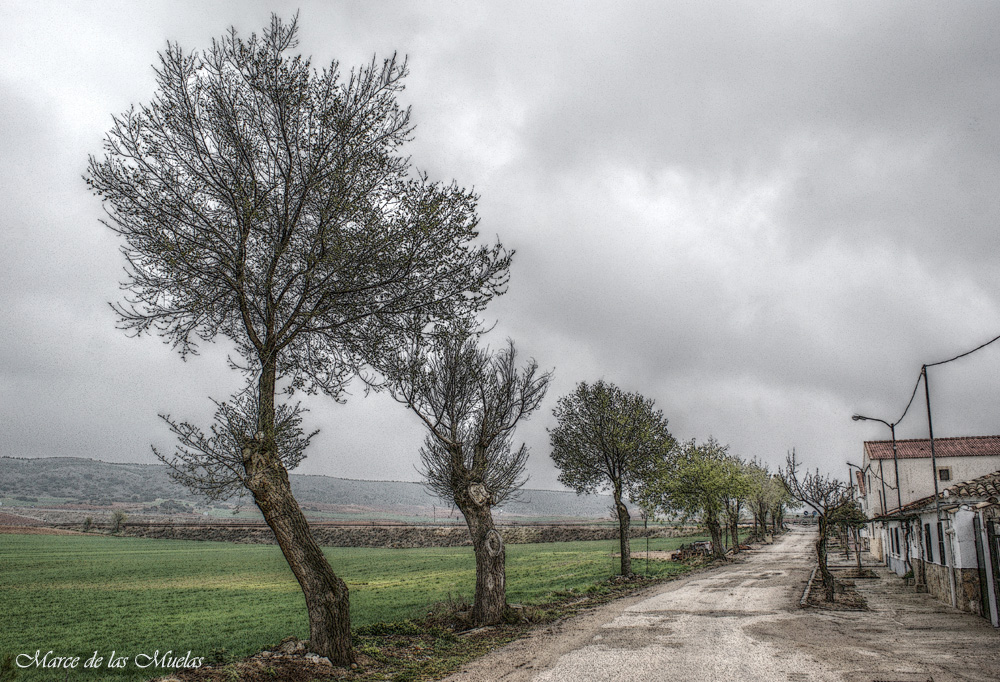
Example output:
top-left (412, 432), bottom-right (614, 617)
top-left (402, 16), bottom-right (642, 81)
top-left (444, 527), bottom-right (1000, 681)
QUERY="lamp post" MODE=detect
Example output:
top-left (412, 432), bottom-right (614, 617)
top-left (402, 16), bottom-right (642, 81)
top-left (851, 414), bottom-right (902, 513)
top-left (853, 413), bottom-right (914, 579)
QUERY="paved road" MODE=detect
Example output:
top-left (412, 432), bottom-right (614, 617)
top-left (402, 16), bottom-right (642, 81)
top-left (444, 528), bottom-right (1000, 681)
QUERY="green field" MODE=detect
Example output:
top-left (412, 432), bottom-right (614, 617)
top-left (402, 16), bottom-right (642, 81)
top-left (0, 532), bottom-right (707, 681)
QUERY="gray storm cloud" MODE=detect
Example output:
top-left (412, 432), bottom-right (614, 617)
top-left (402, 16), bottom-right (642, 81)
top-left (1, 1), bottom-right (998, 489)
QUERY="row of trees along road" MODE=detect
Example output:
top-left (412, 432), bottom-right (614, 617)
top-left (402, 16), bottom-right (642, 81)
top-left (548, 381), bottom-right (792, 574)
top-left (638, 438), bottom-right (792, 562)
top-left (83, 12), bottom-right (816, 665)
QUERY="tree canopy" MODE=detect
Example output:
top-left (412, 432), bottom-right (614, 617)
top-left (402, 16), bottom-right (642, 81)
top-left (86, 15), bottom-right (510, 399)
top-left (549, 380), bottom-right (674, 575)
top-left (643, 437), bottom-right (737, 558)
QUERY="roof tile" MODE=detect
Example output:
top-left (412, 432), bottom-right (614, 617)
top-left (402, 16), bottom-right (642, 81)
top-left (894, 469), bottom-right (1000, 514)
top-left (864, 435), bottom-right (1000, 460)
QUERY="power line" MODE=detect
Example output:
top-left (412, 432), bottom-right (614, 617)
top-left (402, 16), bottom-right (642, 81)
top-left (892, 370), bottom-right (924, 428)
top-left (925, 331), bottom-right (1000, 368)
top-left (882, 331), bottom-right (999, 430)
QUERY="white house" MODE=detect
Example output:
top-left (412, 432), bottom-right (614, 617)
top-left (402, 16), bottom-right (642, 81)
top-left (874, 471), bottom-right (1000, 626)
top-left (858, 435), bottom-right (1000, 561)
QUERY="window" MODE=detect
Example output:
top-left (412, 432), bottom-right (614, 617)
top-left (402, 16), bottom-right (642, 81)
top-left (938, 467), bottom-right (951, 482)
top-left (893, 527), bottom-right (900, 556)
top-left (924, 523), bottom-right (933, 562)
top-left (937, 522), bottom-right (947, 565)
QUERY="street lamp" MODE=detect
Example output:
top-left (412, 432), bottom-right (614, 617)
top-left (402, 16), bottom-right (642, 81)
top-left (853, 413), bottom-right (913, 578)
top-left (851, 414), bottom-right (903, 513)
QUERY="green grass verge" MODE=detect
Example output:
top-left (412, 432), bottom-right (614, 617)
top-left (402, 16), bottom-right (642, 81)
top-left (0, 532), bottom-right (713, 681)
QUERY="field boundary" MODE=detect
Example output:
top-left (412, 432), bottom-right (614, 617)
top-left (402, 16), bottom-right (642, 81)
top-left (105, 523), bottom-right (698, 548)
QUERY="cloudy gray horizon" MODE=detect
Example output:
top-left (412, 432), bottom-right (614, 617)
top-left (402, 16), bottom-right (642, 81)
top-left (2, 1), bottom-right (999, 492)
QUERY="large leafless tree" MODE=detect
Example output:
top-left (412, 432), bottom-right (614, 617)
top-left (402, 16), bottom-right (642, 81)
top-left (549, 380), bottom-right (674, 576)
top-left (85, 15), bottom-right (511, 664)
top-left (388, 330), bottom-right (551, 625)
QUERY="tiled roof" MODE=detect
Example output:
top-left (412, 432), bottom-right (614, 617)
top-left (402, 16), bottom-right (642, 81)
top-left (894, 469), bottom-right (1000, 515)
top-left (864, 435), bottom-right (1000, 460)
top-left (946, 471), bottom-right (1000, 499)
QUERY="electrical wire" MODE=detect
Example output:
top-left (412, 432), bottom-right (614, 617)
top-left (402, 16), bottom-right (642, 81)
top-left (892, 370), bottom-right (924, 428)
top-left (925, 331), bottom-right (1000, 368)
top-left (885, 331), bottom-right (999, 429)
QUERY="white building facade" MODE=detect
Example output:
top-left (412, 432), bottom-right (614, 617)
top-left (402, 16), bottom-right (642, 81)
top-left (857, 436), bottom-right (1000, 626)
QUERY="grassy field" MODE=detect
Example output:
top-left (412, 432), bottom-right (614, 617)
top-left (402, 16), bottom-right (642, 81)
top-left (0, 532), bottom-right (709, 681)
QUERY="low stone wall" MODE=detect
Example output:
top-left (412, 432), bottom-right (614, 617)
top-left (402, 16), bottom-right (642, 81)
top-left (914, 559), bottom-right (985, 616)
top-left (121, 523), bottom-right (697, 548)
top-left (958, 567), bottom-right (985, 616)
top-left (920, 560), bottom-right (951, 606)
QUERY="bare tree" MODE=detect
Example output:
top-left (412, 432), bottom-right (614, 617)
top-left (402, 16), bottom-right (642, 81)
top-left (84, 15), bottom-right (510, 664)
top-left (781, 449), bottom-right (851, 601)
top-left (388, 330), bottom-right (551, 625)
top-left (549, 381), bottom-right (674, 576)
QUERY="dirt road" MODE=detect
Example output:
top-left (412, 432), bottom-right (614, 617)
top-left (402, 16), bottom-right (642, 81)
top-left (444, 527), bottom-right (1000, 681)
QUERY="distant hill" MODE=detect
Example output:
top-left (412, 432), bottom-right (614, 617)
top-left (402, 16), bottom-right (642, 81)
top-left (0, 456), bottom-right (615, 520)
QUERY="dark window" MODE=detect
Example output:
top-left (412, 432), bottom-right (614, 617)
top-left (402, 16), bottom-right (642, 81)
top-left (924, 523), bottom-right (933, 562)
top-left (937, 522), bottom-right (947, 565)
top-left (893, 527), bottom-right (900, 555)
top-left (938, 468), bottom-right (951, 481)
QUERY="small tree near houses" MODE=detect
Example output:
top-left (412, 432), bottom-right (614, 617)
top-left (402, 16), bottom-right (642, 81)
top-left (781, 449), bottom-right (852, 601)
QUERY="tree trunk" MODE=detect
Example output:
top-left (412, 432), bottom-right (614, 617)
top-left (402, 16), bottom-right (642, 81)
top-left (706, 516), bottom-right (725, 559)
top-left (817, 515), bottom-right (835, 602)
top-left (248, 357), bottom-right (353, 665)
top-left (244, 443), bottom-right (353, 664)
top-left (458, 499), bottom-right (507, 625)
top-left (614, 492), bottom-right (632, 576)
top-left (729, 512), bottom-right (740, 554)
top-left (854, 528), bottom-right (862, 573)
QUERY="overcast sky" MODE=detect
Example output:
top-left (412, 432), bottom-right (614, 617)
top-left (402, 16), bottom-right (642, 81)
top-left (2, 1), bottom-right (999, 491)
